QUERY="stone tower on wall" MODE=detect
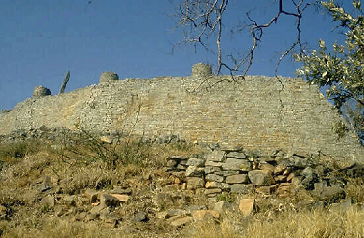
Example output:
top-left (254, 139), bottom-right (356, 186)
top-left (99, 72), bottom-right (119, 83)
top-left (32, 86), bottom-right (51, 98)
top-left (0, 63), bottom-right (363, 162)
top-left (191, 63), bottom-right (212, 78)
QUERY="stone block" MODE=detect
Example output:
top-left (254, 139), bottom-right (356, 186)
top-left (110, 194), bottom-right (129, 202)
top-left (239, 199), bottom-right (255, 216)
top-left (255, 185), bottom-right (278, 195)
top-left (206, 174), bottom-right (224, 183)
top-left (33, 85), bottom-right (51, 98)
top-left (99, 193), bottom-right (120, 207)
top-left (213, 201), bottom-right (230, 213)
top-left (222, 158), bottom-right (252, 171)
top-left (185, 166), bottom-right (204, 177)
top-left (274, 162), bottom-right (288, 174)
top-left (187, 177), bottom-right (205, 189)
top-left (170, 217), bottom-right (193, 227)
top-left (192, 210), bottom-right (220, 221)
top-left (225, 174), bottom-right (249, 184)
top-left (205, 166), bottom-right (222, 174)
top-left (206, 150), bottom-right (225, 162)
top-left (205, 181), bottom-right (222, 188)
top-left (274, 175), bottom-right (287, 182)
top-left (248, 170), bottom-right (275, 186)
top-left (230, 184), bottom-right (254, 194)
top-left (276, 183), bottom-right (293, 198)
top-left (259, 162), bottom-right (275, 172)
top-left (186, 158), bottom-right (205, 167)
top-left (99, 72), bottom-right (119, 83)
top-left (205, 161), bottom-right (224, 167)
top-left (226, 152), bottom-right (246, 159)
top-left (204, 188), bottom-right (222, 196)
top-left (191, 63), bottom-right (212, 77)
top-left (215, 170), bottom-right (240, 177)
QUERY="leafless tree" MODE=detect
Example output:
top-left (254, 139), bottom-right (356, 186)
top-left (173, 0), bottom-right (319, 77)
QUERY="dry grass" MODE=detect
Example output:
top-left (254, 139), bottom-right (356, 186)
top-left (185, 206), bottom-right (364, 238)
top-left (1, 133), bottom-right (364, 238)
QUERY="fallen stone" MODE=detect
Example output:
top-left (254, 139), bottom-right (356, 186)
top-left (301, 167), bottom-right (318, 189)
top-left (255, 185), bottom-right (278, 195)
top-left (276, 183), bottom-right (293, 198)
top-left (154, 193), bottom-right (174, 209)
top-left (177, 164), bottom-right (187, 170)
top-left (319, 185), bottom-right (345, 202)
top-left (99, 135), bottom-right (112, 144)
top-left (89, 204), bottom-right (108, 215)
top-left (165, 209), bottom-right (187, 219)
top-left (132, 211), bottom-right (149, 222)
top-left (314, 181), bottom-right (328, 195)
top-left (226, 174), bottom-right (249, 184)
top-left (41, 194), bottom-right (55, 208)
top-left (111, 194), bottom-right (129, 202)
top-left (54, 206), bottom-right (67, 217)
top-left (85, 212), bottom-right (98, 221)
top-left (110, 186), bottom-right (132, 195)
top-left (274, 162), bottom-right (288, 174)
top-left (291, 176), bottom-right (302, 186)
top-left (283, 168), bottom-right (292, 176)
top-left (170, 217), bottom-right (193, 227)
top-left (61, 195), bottom-right (76, 206)
top-left (99, 193), bottom-right (120, 207)
top-left (329, 199), bottom-right (352, 212)
top-left (274, 175), bottom-right (286, 183)
top-left (84, 189), bottom-right (98, 203)
top-left (248, 170), bottom-right (275, 185)
top-left (38, 184), bottom-right (52, 192)
top-left (192, 210), bottom-right (220, 221)
top-left (288, 156), bottom-right (311, 168)
top-left (0, 205), bottom-right (6, 219)
top-left (239, 199), bottom-right (255, 216)
top-left (222, 158), bottom-right (252, 171)
top-left (286, 172), bottom-right (296, 182)
top-left (74, 212), bottom-right (88, 221)
top-left (213, 201), bottom-right (230, 213)
top-left (185, 205), bottom-right (208, 214)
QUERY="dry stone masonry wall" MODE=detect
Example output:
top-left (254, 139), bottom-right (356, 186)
top-left (165, 147), bottom-right (364, 200)
top-left (0, 63), bottom-right (363, 161)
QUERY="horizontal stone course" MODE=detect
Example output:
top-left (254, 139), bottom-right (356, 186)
top-left (164, 147), bottom-right (364, 199)
top-left (0, 70), bottom-right (363, 161)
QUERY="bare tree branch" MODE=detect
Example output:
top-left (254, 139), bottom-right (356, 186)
top-left (173, 0), bottom-right (319, 77)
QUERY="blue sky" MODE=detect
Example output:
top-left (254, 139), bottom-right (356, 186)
top-left (0, 0), bottom-right (352, 110)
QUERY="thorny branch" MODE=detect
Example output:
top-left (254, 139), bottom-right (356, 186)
top-left (174, 0), bottom-right (318, 77)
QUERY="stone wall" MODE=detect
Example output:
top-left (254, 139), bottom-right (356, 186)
top-left (0, 64), bottom-right (363, 161)
top-left (165, 147), bottom-right (363, 200)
